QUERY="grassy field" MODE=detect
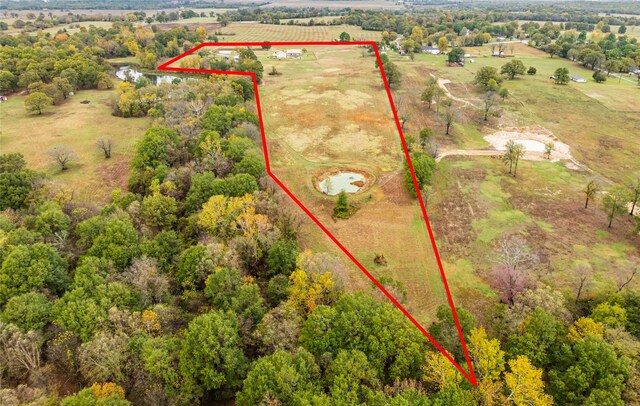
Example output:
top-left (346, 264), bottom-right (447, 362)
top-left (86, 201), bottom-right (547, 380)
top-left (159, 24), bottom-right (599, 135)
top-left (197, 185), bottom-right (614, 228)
top-left (389, 43), bottom-right (640, 183)
top-left (198, 45), bottom-right (453, 325)
top-left (430, 156), bottom-right (639, 319)
top-left (214, 22), bottom-right (381, 42)
top-left (382, 42), bottom-right (640, 318)
top-left (0, 89), bottom-right (151, 202)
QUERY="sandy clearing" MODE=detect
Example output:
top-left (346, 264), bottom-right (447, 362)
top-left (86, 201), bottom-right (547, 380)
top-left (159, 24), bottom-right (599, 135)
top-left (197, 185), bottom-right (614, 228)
top-left (483, 127), bottom-right (573, 162)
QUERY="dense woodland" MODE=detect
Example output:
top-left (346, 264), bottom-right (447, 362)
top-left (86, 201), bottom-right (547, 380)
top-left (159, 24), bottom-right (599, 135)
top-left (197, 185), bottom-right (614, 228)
top-left (0, 5), bottom-right (640, 405)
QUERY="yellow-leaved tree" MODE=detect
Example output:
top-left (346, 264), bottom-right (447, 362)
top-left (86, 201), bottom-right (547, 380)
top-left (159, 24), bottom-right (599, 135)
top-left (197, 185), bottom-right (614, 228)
top-left (468, 326), bottom-right (506, 404)
top-left (198, 194), bottom-right (270, 239)
top-left (423, 350), bottom-right (464, 390)
top-left (288, 251), bottom-right (337, 314)
top-left (505, 356), bottom-right (553, 406)
top-left (568, 317), bottom-right (605, 343)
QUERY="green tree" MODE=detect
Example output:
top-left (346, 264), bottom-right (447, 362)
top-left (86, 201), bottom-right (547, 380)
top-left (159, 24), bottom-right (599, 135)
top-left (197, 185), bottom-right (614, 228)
top-left (141, 180), bottom-right (178, 229)
top-left (447, 47), bottom-right (464, 63)
top-left (501, 59), bottom-right (527, 79)
top-left (592, 71), bottom-right (607, 83)
top-left (507, 308), bottom-right (568, 370)
top-left (549, 335), bottom-right (630, 405)
top-left (267, 239), bottom-right (299, 276)
top-left (475, 66), bottom-right (503, 90)
top-left (334, 190), bottom-right (350, 218)
top-left (1, 292), bottom-right (52, 332)
top-left (236, 349), bottom-right (323, 405)
top-left (429, 304), bottom-right (477, 362)
top-left (179, 310), bottom-right (249, 397)
top-left (339, 31), bottom-right (351, 41)
top-left (327, 349), bottom-right (380, 404)
top-left (545, 43), bottom-right (563, 58)
top-left (24, 91), bottom-right (52, 115)
top-left (0, 153), bottom-right (37, 210)
top-left (590, 302), bottom-right (627, 328)
top-left (300, 293), bottom-right (427, 383)
top-left (499, 87), bottom-right (510, 100)
top-left (554, 67), bottom-right (570, 85)
top-left (527, 66), bottom-right (537, 75)
top-left (204, 267), bottom-right (266, 325)
top-left (234, 153), bottom-right (265, 179)
top-left (0, 242), bottom-right (69, 305)
top-left (0, 70), bottom-right (17, 93)
top-left (131, 127), bottom-right (179, 170)
top-left (80, 215), bottom-right (140, 270)
top-left (404, 152), bottom-right (436, 197)
top-left (602, 185), bottom-right (631, 228)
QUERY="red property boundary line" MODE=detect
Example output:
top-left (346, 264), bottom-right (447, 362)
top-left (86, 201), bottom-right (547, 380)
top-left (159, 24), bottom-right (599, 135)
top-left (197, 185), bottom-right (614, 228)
top-left (159, 41), bottom-right (477, 386)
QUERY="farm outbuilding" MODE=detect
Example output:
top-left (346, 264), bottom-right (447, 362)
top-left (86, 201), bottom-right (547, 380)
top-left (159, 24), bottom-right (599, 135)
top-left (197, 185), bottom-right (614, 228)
top-left (570, 74), bottom-right (587, 83)
top-left (286, 49), bottom-right (303, 58)
top-left (273, 51), bottom-right (287, 59)
top-left (421, 46), bottom-right (441, 55)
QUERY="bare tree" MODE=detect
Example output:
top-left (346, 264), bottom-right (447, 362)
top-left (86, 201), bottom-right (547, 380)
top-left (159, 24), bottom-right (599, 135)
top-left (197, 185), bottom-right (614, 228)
top-left (494, 235), bottom-right (539, 272)
top-left (573, 262), bottom-right (593, 302)
top-left (96, 138), bottom-right (113, 159)
top-left (0, 323), bottom-right (43, 379)
top-left (491, 264), bottom-right (529, 305)
top-left (442, 102), bottom-right (459, 135)
top-left (48, 145), bottom-right (77, 171)
top-left (628, 178), bottom-right (640, 215)
top-left (616, 259), bottom-right (638, 292)
top-left (490, 235), bottom-right (538, 305)
top-left (584, 180), bottom-right (599, 209)
top-left (483, 91), bottom-right (498, 121)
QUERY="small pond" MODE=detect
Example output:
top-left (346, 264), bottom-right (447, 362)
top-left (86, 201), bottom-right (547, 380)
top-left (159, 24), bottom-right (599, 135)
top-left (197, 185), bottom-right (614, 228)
top-left (115, 66), bottom-right (182, 85)
top-left (318, 172), bottom-right (366, 195)
top-left (495, 140), bottom-right (546, 152)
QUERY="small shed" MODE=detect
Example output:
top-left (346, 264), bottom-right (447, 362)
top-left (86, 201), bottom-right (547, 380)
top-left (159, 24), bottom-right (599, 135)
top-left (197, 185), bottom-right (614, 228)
top-left (273, 51), bottom-right (287, 59)
top-left (286, 49), bottom-right (302, 59)
top-left (421, 46), bottom-right (441, 55)
top-left (570, 74), bottom-right (587, 83)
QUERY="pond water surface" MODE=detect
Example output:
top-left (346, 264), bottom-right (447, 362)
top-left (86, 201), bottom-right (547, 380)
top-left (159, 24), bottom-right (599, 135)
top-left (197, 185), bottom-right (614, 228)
top-left (318, 172), bottom-right (365, 195)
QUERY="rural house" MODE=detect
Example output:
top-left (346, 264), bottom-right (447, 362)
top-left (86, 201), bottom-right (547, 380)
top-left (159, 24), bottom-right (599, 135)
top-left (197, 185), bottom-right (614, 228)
top-left (272, 50), bottom-right (287, 59)
top-left (286, 49), bottom-right (302, 58)
top-left (570, 74), bottom-right (587, 83)
top-left (422, 46), bottom-right (440, 55)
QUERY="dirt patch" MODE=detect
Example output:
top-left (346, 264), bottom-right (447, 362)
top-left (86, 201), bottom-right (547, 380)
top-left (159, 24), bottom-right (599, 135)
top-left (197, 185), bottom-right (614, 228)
top-left (483, 126), bottom-right (573, 162)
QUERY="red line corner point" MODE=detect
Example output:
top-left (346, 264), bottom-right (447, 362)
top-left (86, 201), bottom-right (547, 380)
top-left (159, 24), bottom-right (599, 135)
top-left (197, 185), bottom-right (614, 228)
top-left (159, 41), bottom-right (478, 386)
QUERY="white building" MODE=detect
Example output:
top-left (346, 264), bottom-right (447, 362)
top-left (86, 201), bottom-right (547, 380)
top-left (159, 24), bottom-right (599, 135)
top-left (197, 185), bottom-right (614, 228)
top-left (273, 51), bottom-right (287, 59)
top-left (286, 49), bottom-right (302, 59)
top-left (421, 46), bottom-right (441, 55)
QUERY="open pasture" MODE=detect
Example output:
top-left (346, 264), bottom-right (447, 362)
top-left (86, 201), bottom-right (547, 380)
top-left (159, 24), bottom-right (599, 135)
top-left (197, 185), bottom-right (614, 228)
top-left (203, 44), bottom-right (455, 324)
top-left (430, 156), bottom-right (640, 314)
top-left (0, 89), bottom-right (151, 202)
top-left (390, 43), bottom-right (640, 183)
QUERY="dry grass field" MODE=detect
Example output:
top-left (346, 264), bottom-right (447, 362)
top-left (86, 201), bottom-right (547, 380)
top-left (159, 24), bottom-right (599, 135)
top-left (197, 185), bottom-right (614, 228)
top-left (214, 22), bottom-right (381, 42)
top-left (0, 89), bottom-right (151, 202)
top-left (389, 43), bottom-right (640, 183)
top-left (197, 45), bottom-right (453, 324)
top-left (381, 42), bottom-right (640, 315)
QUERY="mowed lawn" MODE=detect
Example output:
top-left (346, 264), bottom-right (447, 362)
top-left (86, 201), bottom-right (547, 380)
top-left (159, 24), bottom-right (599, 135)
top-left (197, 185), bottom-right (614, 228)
top-left (391, 43), bottom-right (640, 183)
top-left (200, 45), bottom-right (453, 324)
top-left (0, 89), bottom-right (151, 202)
